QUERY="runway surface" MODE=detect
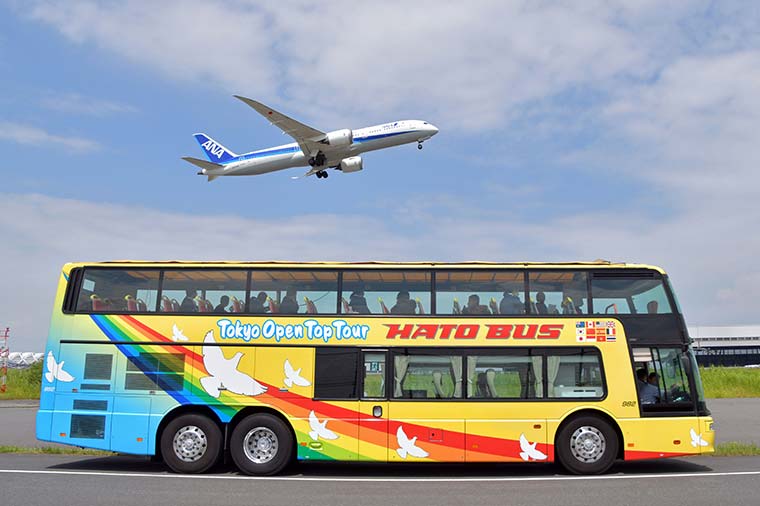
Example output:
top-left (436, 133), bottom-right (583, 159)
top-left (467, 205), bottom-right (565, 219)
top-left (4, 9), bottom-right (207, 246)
top-left (0, 454), bottom-right (758, 506)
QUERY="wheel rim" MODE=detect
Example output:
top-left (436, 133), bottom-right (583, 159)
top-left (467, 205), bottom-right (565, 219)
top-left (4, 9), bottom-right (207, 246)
top-left (172, 425), bottom-right (208, 463)
top-left (569, 425), bottom-right (606, 463)
top-left (242, 427), bottom-right (279, 464)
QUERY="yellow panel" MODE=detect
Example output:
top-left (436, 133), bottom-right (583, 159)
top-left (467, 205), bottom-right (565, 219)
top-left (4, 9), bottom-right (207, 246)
top-left (254, 347), bottom-right (314, 398)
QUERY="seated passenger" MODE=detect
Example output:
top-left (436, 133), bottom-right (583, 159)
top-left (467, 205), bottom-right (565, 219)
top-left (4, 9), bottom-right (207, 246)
top-left (180, 289), bottom-right (198, 312)
top-left (647, 300), bottom-right (659, 314)
top-left (476, 372), bottom-right (490, 398)
top-left (214, 295), bottom-right (230, 313)
top-left (249, 291), bottom-right (270, 314)
top-left (462, 294), bottom-right (490, 315)
top-left (640, 372), bottom-right (661, 404)
top-left (535, 291), bottom-right (548, 315)
top-left (390, 291), bottom-right (417, 315)
top-left (499, 290), bottom-right (523, 314)
top-left (279, 288), bottom-right (299, 314)
top-left (635, 368), bottom-right (648, 395)
top-left (349, 290), bottom-right (371, 314)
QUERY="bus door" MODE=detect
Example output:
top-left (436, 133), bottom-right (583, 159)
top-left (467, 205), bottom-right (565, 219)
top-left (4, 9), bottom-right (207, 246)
top-left (358, 350), bottom-right (389, 461)
top-left (386, 350), bottom-right (466, 463)
top-left (50, 343), bottom-right (115, 451)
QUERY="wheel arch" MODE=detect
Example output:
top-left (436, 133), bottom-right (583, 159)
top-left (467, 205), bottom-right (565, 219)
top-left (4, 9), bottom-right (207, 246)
top-left (554, 408), bottom-right (625, 461)
top-left (154, 404), bottom-right (225, 458)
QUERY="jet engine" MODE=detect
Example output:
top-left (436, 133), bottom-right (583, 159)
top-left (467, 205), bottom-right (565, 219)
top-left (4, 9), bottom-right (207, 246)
top-left (321, 128), bottom-right (353, 147)
top-left (338, 156), bottom-right (363, 173)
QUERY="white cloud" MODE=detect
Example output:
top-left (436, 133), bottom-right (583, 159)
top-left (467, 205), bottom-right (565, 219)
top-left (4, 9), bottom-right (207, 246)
top-left (0, 122), bottom-right (99, 152)
top-left (40, 92), bottom-right (137, 116)
top-left (2, 191), bottom-right (759, 350)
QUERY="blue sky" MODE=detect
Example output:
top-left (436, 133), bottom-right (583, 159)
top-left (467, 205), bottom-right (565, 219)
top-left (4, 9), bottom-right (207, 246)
top-left (2, 1), bottom-right (760, 349)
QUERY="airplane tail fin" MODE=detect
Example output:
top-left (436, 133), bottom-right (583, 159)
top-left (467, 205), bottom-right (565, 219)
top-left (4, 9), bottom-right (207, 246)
top-left (193, 133), bottom-right (238, 163)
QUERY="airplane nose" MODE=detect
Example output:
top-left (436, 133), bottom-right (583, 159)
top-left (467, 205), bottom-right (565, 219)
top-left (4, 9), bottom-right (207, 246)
top-left (428, 124), bottom-right (439, 135)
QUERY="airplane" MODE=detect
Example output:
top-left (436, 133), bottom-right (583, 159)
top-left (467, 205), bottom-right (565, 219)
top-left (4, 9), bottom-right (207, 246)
top-left (182, 95), bottom-right (439, 181)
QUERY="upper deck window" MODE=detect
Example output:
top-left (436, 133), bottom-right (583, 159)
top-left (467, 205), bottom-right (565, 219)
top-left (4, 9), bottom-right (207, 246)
top-left (341, 270), bottom-right (431, 315)
top-left (160, 270), bottom-right (248, 314)
top-left (76, 269), bottom-right (159, 313)
top-left (591, 275), bottom-right (672, 315)
top-left (435, 271), bottom-right (525, 316)
top-left (250, 270), bottom-right (338, 315)
top-left (528, 271), bottom-right (589, 315)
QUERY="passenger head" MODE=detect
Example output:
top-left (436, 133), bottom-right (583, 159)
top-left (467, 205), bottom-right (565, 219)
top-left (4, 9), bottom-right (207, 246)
top-left (537, 291), bottom-right (546, 303)
top-left (219, 295), bottom-right (229, 306)
top-left (647, 372), bottom-right (659, 385)
top-left (185, 289), bottom-right (197, 298)
top-left (468, 294), bottom-right (480, 307)
top-left (286, 288), bottom-right (297, 298)
top-left (256, 291), bottom-right (268, 303)
top-left (636, 368), bottom-right (647, 382)
top-left (397, 290), bottom-right (410, 301)
top-left (647, 300), bottom-right (659, 314)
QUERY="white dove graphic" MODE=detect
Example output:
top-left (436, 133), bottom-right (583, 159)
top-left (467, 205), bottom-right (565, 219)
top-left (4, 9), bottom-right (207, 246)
top-left (519, 433), bottom-right (547, 461)
top-left (199, 331), bottom-right (267, 398)
top-left (690, 428), bottom-right (708, 448)
top-left (45, 351), bottom-right (74, 383)
top-left (308, 410), bottom-right (338, 441)
top-left (284, 359), bottom-right (311, 388)
top-left (171, 324), bottom-right (188, 342)
top-left (395, 426), bottom-right (429, 459)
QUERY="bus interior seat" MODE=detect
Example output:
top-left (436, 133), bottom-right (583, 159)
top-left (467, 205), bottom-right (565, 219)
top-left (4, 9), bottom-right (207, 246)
top-left (171, 299), bottom-right (180, 312)
top-left (267, 297), bottom-right (278, 313)
top-left (378, 298), bottom-right (389, 314)
top-left (161, 296), bottom-right (173, 312)
top-left (416, 298), bottom-right (425, 315)
top-left (489, 298), bottom-right (499, 315)
top-left (230, 296), bottom-right (242, 313)
top-left (305, 297), bottom-right (318, 314)
top-left (136, 298), bottom-right (147, 312)
top-left (90, 294), bottom-right (109, 312)
top-left (125, 295), bottom-right (138, 312)
top-left (341, 297), bottom-right (354, 313)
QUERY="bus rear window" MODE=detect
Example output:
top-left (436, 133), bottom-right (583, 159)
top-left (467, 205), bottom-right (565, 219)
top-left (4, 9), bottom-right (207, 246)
top-left (76, 269), bottom-right (159, 313)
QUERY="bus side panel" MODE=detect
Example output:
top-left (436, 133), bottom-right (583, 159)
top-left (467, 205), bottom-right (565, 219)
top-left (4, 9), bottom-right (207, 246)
top-left (465, 406), bottom-right (548, 462)
top-left (618, 417), bottom-right (714, 459)
top-left (111, 397), bottom-right (151, 454)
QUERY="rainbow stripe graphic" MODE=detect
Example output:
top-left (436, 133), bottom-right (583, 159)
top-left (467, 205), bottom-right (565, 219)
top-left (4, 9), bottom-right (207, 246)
top-left (89, 314), bottom-right (550, 462)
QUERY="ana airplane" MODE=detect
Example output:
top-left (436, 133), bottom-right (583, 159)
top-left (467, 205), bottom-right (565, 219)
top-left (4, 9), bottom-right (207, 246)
top-left (182, 96), bottom-right (439, 181)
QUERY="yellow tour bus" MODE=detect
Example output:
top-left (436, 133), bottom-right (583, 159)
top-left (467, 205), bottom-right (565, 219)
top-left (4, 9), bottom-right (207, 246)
top-left (36, 261), bottom-right (714, 475)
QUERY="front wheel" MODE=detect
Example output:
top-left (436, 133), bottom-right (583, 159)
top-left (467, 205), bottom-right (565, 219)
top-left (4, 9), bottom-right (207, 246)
top-left (230, 413), bottom-right (294, 476)
top-left (160, 413), bottom-right (222, 474)
top-left (555, 415), bottom-right (618, 475)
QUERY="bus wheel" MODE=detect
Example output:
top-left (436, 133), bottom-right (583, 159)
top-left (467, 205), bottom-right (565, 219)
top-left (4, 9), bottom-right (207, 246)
top-left (556, 415), bottom-right (618, 475)
top-left (160, 414), bottom-right (222, 474)
top-left (230, 413), bottom-right (293, 476)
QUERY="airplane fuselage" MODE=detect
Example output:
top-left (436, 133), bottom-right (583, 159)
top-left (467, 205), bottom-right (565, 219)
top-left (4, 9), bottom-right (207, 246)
top-left (215, 120), bottom-right (437, 177)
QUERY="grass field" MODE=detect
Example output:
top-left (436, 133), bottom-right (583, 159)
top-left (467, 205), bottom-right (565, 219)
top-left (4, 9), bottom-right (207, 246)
top-left (0, 445), bottom-right (113, 456)
top-left (1, 362), bottom-right (43, 400)
top-left (700, 367), bottom-right (760, 398)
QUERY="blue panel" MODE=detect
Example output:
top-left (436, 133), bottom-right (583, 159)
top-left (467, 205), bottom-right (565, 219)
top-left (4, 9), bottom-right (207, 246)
top-left (35, 410), bottom-right (53, 442)
top-left (111, 397), bottom-right (151, 455)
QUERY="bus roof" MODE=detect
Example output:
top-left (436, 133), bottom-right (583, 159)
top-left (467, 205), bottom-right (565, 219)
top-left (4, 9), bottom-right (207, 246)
top-left (61, 260), bottom-right (667, 275)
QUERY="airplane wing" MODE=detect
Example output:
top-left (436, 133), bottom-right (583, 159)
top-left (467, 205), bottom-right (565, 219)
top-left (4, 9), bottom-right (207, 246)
top-left (234, 95), bottom-right (325, 157)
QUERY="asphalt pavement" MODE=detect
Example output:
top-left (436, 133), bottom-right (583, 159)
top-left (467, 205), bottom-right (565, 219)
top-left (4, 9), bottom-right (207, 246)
top-left (0, 454), bottom-right (758, 506)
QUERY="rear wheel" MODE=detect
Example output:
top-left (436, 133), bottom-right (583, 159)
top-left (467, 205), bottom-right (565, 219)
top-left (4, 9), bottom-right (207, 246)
top-left (160, 414), bottom-right (222, 474)
top-left (230, 413), bottom-right (294, 476)
top-left (555, 415), bottom-right (618, 475)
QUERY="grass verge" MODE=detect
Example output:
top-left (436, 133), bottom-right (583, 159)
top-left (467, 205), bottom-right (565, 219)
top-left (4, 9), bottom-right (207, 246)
top-left (714, 442), bottom-right (760, 457)
top-left (700, 367), bottom-right (760, 398)
top-left (0, 445), bottom-right (113, 456)
top-left (1, 362), bottom-right (43, 399)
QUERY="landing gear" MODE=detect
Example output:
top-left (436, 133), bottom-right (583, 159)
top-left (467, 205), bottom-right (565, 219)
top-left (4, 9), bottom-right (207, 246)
top-left (308, 152), bottom-right (327, 166)
top-left (316, 170), bottom-right (328, 179)
top-left (417, 142), bottom-right (423, 150)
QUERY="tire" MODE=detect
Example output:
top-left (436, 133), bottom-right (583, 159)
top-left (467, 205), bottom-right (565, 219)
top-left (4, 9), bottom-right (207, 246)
top-left (230, 413), bottom-right (294, 476)
top-left (160, 413), bottom-right (222, 474)
top-left (555, 415), bottom-right (618, 475)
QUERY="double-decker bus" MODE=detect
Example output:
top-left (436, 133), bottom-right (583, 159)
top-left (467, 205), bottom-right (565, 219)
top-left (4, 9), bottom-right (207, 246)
top-left (37, 261), bottom-right (713, 475)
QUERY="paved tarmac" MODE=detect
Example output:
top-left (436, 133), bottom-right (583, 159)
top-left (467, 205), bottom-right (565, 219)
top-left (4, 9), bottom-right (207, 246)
top-left (1, 398), bottom-right (757, 447)
top-left (0, 454), bottom-right (758, 506)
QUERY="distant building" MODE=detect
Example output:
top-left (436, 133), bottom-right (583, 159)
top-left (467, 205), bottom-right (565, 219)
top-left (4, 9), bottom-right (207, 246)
top-left (689, 325), bottom-right (760, 367)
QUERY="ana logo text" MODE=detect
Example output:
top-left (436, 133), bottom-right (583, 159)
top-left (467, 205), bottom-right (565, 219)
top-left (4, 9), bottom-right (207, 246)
top-left (202, 140), bottom-right (226, 159)
top-left (384, 323), bottom-right (563, 340)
